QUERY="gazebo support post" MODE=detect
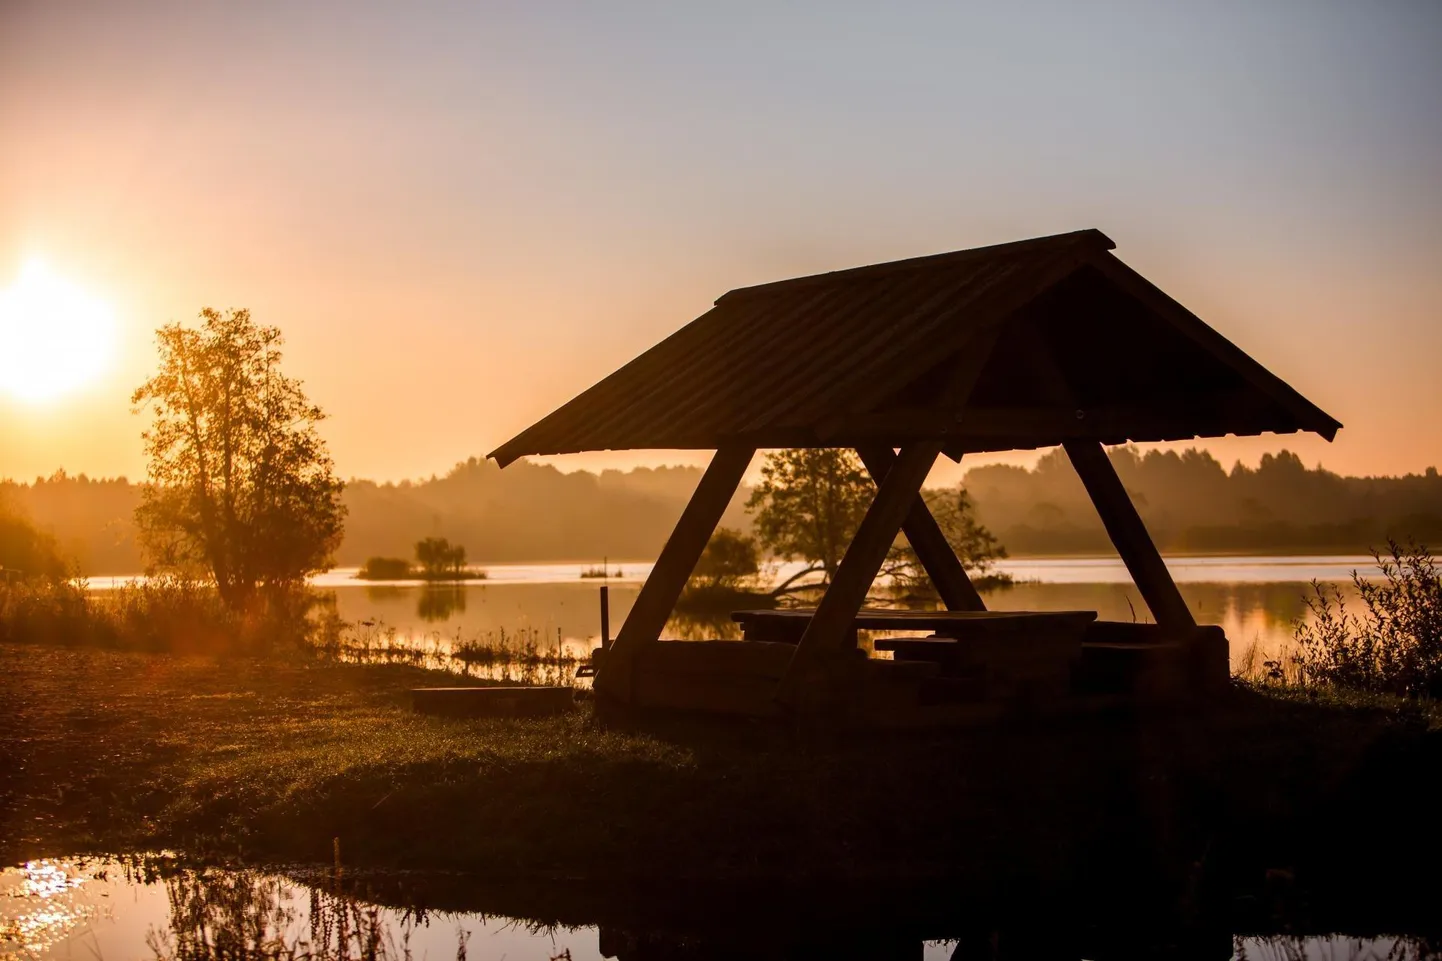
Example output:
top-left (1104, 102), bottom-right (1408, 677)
top-left (1063, 439), bottom-right (1196, 631)
top-left (855, 445), bottom-right (986, 612)
top-left (777, 441), bottom-right (944, 709)
top-left (594, 444), bottom-right (755, 702)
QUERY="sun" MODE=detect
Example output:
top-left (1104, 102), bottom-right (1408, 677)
top-left (0, 260), bottom-right (118, 403)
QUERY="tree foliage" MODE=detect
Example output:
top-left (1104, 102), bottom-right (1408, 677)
top-left (746, 449), bottom-right (872, 589)
top-left (415, 537), bottom-right (467, 578)
top-left (886, 487), bottom-right (1009, 594)
top-left (132, 308), bottom-right (345, 610)
top-left (0, 495), bottom-right (68, 581)
top-left (746, 448), bottom-right (1008, 596)
top-left (692, 527), bottom-right (761, 590)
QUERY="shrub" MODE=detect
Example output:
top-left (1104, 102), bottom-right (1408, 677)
top-left (358, 556), bottom-right (412, 580)
top-left (1293, 539), bottom-right (1442, 698)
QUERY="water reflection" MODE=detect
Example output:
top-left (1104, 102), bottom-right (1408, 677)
top-left (314, 573), bottom-right (1365, 679)
top-left (148, 863), bottom-right (393, 961)
top-left (86, 557), bottom-right (1377, 671)
top-left (3, 857), bottom-right (1438, 961)
top-left (666, 606), bottom-right (744, 641)
top-left (416, 584), bottom-right (467, 622)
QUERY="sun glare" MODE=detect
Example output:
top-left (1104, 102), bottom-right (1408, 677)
top-left (0, 260), bottom-right (117, 403)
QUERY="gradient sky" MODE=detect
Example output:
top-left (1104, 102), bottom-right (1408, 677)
top-left (2, 0), bottom-right (1439, 486)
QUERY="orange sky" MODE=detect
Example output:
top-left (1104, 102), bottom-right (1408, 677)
top-left (2, 2), bottom-right (1439, 486)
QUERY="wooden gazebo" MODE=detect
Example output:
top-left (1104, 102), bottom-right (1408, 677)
top-left (490, 230), bottom-right (1340, 724)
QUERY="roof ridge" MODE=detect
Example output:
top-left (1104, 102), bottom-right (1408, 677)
top-left (715, 228), bottom-right (1115, 305)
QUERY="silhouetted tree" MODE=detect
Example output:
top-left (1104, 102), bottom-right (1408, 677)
top-left (885, 487), bottom-right (1009, 594)
top-left (132, 308), bottom-right (345, 610)
top-left (746, 449), bottom-right (872, 592)
top-left (746, 450), bottom-right (1008, 597)
top-left (0, 495), bottom-right (68, 581)
top-left (415, 536), bottom-right (466, 578)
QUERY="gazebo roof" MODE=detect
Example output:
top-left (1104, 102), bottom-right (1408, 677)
top-left (489, 229), bottom-right (1339, 466)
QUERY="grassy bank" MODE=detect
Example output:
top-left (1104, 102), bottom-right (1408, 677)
top-left (4, 642), bottom-right (1442, 912)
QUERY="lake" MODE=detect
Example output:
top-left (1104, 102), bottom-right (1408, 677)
top-left (1, 856), bottom-right (1429, 960)
top-left (85, 555), bottom-right (1377, 676)
top-left (286, 556), bottom-right (1379, 670)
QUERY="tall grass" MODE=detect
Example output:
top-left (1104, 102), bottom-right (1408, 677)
top-left (0, 575), bottom-right (316, 655)
top-left (310, 617), bottom-right (585, 687)
top-left (0, 574), bottom-right (588, 686)
top-left (1292, 540), bottom-right (1442, 698)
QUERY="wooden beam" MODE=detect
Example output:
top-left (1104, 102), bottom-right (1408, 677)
top-left (1063, 440), bottom-right (1195, 631)
top-left (776, 441), bottom-right (944, 710)
top-left (855, 445), bottom-right (985, 612)
top-left (593, 445), bottom-right (754, 701)
top-left (1012, 319), bottom-right (1194, 633)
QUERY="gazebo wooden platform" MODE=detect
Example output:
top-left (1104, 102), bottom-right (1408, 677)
top-left (489, 229), bottom-right (1340, 726)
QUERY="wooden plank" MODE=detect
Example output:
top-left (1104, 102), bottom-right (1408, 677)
top-left (1081, 251), bottom-right (1341, 440)
top-left (837, 394), bottom-right (1294, 443)
top-left (411, 686), bottom-right (573, 718)
top-left (630, 669), bottom-right (783, 717)
top-left (593, 445), bottom-right (755, 701)
top-left (856, 445), bottom-right (986, 612)
top-left (775, 441), bottom-right (944, 710)
top-left (1063, 440), bottom-right (1196, 631)
top-left (633, 640), bottom-right (797, 679)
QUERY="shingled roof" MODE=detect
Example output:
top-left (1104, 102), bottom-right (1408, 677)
top-left (489, 229), bottom-right (1339, 466)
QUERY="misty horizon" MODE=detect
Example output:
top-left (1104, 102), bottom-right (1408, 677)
top-left (6, 445), bottom-right (1441, 576)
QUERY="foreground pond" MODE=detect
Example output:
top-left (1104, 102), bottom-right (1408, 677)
top-left (2, 857), bottom-right (1435, 960)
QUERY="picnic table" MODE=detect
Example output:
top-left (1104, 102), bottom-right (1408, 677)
top-left (730, 608), bottom-right (1097, 647)
top-left (731, 608), bottom-right (1099, 708)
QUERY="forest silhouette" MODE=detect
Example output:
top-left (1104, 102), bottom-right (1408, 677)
top-left (2, 448), bottom-right (1440, 575)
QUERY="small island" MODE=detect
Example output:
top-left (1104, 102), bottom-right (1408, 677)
top-left (357, 536), bottom-right (488, 581)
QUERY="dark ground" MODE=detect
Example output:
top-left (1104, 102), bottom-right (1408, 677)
top-left (3, 642), bottom-right (1442, 934)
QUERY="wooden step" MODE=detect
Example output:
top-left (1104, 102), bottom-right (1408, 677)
top-left (411, 686), bottom-right (574, 718)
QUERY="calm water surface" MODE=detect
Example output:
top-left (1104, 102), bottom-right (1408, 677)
top-left (318, 555), bottom-right (1378, 669)
top-left (88, 555), bottom-right (1381, 669)
top-left (0, 857), bottom-right (1425, 960)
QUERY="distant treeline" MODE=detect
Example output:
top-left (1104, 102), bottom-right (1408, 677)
top-left (966, 448), bottom-right (1442, 556)
top-left (3, 449), bottom-right (1441, 574)
top-left (0, 460), bottom-right (751, 573)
